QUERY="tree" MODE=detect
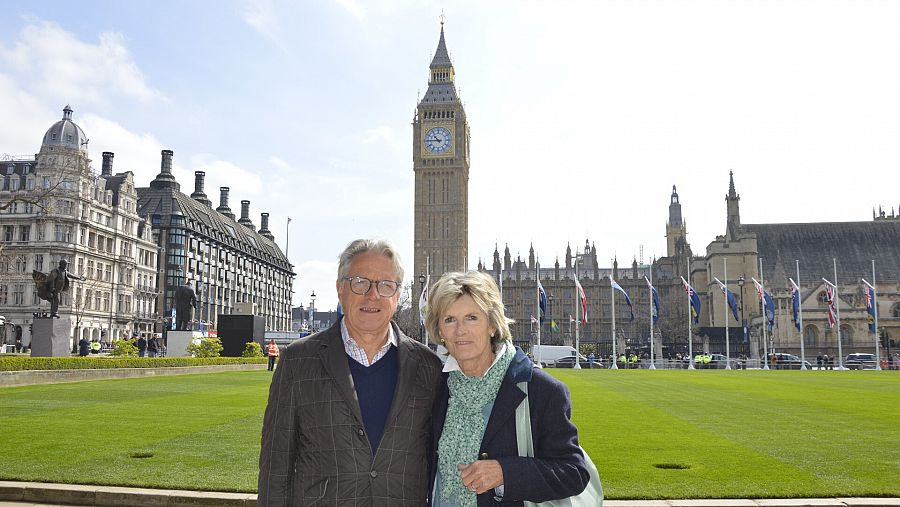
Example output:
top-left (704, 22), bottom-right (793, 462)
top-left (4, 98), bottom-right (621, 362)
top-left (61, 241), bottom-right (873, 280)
top-left (392, 282), bottom-right (422, 340)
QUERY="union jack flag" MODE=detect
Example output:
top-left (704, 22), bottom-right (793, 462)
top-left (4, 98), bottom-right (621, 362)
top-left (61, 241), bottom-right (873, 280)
top-left (824, 285), bottom-right (837, 329)
top-left (575, 277), bottom-right (588, 325)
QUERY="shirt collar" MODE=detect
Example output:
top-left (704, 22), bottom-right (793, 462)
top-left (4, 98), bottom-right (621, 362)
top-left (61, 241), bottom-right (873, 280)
top-left (442, 341), bottom-right (512, 376)
top-left (340, 319), bottom-right (397, 352)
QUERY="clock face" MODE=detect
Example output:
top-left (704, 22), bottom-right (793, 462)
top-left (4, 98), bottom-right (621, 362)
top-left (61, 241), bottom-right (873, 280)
top-left (424, 126), bottom-right (452, 154)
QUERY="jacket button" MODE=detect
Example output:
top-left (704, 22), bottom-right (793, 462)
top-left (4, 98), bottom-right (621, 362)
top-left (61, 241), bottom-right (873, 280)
top-left (370, 470), bottom-right (378, 478)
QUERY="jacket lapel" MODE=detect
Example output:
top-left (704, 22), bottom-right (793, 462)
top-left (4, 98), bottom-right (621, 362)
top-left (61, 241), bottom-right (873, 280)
top-left (317, 324), bottom-right (365, 426)
top-left (481, 374), bottom-right (526, 447)
top-left (385, 324), bottom-right (417, 426)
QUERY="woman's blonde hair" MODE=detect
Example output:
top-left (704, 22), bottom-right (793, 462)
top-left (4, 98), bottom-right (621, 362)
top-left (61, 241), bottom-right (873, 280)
top-left (425, 270), bottom-right (514, 353)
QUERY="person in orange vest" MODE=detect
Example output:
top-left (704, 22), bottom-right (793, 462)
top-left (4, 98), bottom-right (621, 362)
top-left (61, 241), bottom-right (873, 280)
top-left (266, 340), bottom-right (280, 371)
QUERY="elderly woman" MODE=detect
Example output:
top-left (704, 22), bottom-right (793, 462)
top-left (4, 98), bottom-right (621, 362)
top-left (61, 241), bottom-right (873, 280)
top-left (427, 270), bottom-right (589, 506)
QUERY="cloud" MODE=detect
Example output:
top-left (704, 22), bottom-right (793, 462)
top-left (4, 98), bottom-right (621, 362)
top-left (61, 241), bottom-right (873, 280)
top-left (239, 0), bottom-right (288, 52)
top-left (77, 114), bottom-right (167, 183)
top-left (0, 19), bottom-right (164, 107)
top-left (334, 0), bottom-right (366, 21)
top-left (294, 260), bottom-right (340, 311)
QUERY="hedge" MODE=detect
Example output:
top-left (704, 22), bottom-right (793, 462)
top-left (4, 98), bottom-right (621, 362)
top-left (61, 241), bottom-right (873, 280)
top-left (0, 356), bottom-right (267, 372)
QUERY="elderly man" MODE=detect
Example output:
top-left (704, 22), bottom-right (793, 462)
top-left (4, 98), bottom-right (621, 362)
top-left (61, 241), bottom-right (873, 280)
top-left (258, 239), bottom-right (442, 506)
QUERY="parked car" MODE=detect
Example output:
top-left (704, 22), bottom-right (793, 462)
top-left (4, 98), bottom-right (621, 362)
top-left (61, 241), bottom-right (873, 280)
top-left (845, 353), bottom-right (877, 370)
top-left (707, 353), bottom-right (739, 369)
top-left (553, 356), bottom-right (603, 369)
top-left (771, 353), bottom-right (813, 370)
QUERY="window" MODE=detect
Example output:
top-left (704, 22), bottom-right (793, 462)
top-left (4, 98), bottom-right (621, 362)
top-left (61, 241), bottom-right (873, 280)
top-left (105, 264), bottom-right (111, 281)
top-left (25, 177), bottom-right (34, 190)
top-left (2, 225), bottom-right (12, 241)
top-left (13, 284), bottom-right (25, 305)
top-left (36, 224), bottom-right (45, 241)
top-left (54, 225), bottom-right (73, 242)
top-left (0, 285), bottom-right (7, 304)
top-left (36, 255), bottom-right (44, 272)
top-left (803, 325), bottom-right (818, 346)
top-left (43, 177), bottom-right (51, 189)
top-left (14, 256), bottom-right (26, 272)
top-left (107, 238), bottom-right (113, 252)
top-left (19, 225), bottom-right (30, 242)
top-left (839, 325), bottom-right (852, 345)
top-left (85, 289), bottom-right (93, 310)
top-left (61, 179), bottom-right (74, 191)
top-left (87, 260), bottom-right (95, 279)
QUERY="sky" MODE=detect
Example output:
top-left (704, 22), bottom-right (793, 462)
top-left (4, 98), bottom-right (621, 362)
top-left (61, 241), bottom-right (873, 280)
top-left (2, 0), bottom-right (899, 313)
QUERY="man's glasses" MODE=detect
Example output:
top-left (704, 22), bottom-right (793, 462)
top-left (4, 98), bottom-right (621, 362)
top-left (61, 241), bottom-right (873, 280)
top-left (342, 276), bottom-right (401, 297)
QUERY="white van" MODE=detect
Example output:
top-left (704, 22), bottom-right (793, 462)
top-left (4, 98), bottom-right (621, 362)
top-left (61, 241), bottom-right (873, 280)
top-left (531, 345), bottom-right (582, 368)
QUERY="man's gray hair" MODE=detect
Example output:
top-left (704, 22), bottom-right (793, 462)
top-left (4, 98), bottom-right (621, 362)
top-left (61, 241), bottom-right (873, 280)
top-left (337, 239), bottom-right (405, 282)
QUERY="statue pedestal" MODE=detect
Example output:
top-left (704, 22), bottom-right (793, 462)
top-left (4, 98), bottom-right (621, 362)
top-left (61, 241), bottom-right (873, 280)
top-left (31, 317), bottom-right (72, 357)
top-left (165, 331), bottom-right (194, 357)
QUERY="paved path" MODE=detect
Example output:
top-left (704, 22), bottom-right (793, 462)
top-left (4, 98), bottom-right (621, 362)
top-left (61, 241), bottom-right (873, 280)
top-left (2, 481), bottom-right (899, 506)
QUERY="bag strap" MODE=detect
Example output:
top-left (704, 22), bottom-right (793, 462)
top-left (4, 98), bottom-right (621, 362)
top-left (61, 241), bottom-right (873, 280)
top-left (515, 381), bottom-right (533, 458)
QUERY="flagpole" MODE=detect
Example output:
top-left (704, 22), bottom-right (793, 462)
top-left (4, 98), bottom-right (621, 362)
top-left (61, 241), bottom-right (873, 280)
top-left (687, 258), bottom-right (694, 370)
top-left (724, 259), bottom-right (732, 369)
top-left (611, 276), bottom-right (618, 369)
top-left (873, 259), bottom-right (880, 370)
top-left (793, 261), bottom-right (805, 370)
top-left (834, 258), bottom-right (844, 370)
top-left (535, 262), bottom-right (541, 367)
top-left (862, 261), bottom-right (880, 370)
top-left (425, 256), bottom-right (430, 345)
top-left (574, 264), bottom-right (581, 369)
top-left (646, 272), bottom-right (656, 370)
top-left (759, 257), bottom-right (769, 370)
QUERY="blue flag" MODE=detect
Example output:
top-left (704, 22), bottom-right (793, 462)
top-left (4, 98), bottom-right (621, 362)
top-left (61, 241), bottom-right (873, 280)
top-left (537, 279), bottom-right (548, 323)
top-left (645, 277), bottom-right (660, 324)
top-left (681, 277), bottom-right (701, 324)
top-left (763, 291), bottom-right (775, 332)
top-left (715, 279), bottom-right (740, 322)
top-left (611, 278), bottom-right (634, 321)
top-left (790, 282), bottom-right (801, 331)
top-left (865, 286), bottom-right (876, 333)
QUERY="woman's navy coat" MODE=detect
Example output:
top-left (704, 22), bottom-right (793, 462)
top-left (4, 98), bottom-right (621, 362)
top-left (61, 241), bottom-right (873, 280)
top-left (430, 348), bottom-right (589, 506)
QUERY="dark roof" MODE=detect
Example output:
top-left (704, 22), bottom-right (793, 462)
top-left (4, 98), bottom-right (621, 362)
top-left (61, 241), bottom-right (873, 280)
top-left (744, 220), bottom-right (900, 286)
top-left (137, 186), bottom-right (293, 273)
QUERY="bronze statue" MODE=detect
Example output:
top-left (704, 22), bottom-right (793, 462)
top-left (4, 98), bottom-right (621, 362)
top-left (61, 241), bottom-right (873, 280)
top-left (33, 259), bottom-right (83, 318)
top-left (173, 283), bottom-right (198, 331)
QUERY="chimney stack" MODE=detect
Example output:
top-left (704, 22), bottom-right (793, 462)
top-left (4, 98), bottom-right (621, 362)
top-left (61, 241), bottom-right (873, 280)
top-left (238, 200), bottom-right (255, 230)
top-left (191, 171), bottom-right (212, 207)
top-left (101, 152), bottom-right (114, 176)
top-left (149, 149), bottom-right (180, 190)
top-left (259, 213), bottom-right (274, 240)
top-left (216, 187), bottom-right (235, 220)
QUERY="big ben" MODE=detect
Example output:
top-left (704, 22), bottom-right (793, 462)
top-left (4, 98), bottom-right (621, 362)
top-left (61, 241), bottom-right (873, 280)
top-left (413, 22), bottom-right (470, 300)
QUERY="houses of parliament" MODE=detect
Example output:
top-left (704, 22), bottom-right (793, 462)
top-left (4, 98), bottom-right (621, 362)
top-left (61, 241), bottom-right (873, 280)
top-left (412, 24), bottom-right (900, 360)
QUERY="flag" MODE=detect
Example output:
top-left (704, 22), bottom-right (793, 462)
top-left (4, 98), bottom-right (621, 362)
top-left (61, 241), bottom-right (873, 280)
top-left (790, 279), bottom-right (801, 331)
top-left (824, 284), bottom-right (837, 329)
top-left (418, 275), bottom-right (429, 326)
top-left (645, 277), bottom-right (660, 324)
top-left (865, 285), bottom-right (876, 333)
top-left (763, 292), bottom-right (775, 332)
top-left (551, 320), bottom-right (558, 331)
top-left (569, 314), bottom-right (575, 323)
top-left (574, 277), bottom-right (588, 324)
top-left (714, 278), bottom-right (740, 322)
top-left (287, 216), bottom-right (292, 225)
top-left (530, 315), bottom-right (537, 325)
top-left (681, 277), bottom-right (701, 324)
top-left (610, 278), bottom-right (635, 321)
top-left (537, 279), bottom-right (548, 323)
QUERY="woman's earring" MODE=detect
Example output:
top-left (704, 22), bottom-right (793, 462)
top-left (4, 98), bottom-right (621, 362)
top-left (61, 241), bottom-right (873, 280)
top-left (440, 338), bottom-right (445, 344)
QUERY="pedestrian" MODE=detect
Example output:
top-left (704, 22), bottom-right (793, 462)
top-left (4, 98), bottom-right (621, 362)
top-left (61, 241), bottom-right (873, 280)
top-left (147, 335), bottom-right (160, 358)
top-left (265, 339), bottom-right (279, 371)
top-left (136, 334), bottom-right (147, 357)
top-left (892, 353), bottom-right (900, 371)
top-left (90, 338), bottom-right (101, 354)
top-left (78, 336), bottom-right (89, 357)
top-left (426, 270), bottom-right (590, 505)
top-left (816, 354), bottom-right (823, 370)
top-left (258, 239), bottom-right (443, 505)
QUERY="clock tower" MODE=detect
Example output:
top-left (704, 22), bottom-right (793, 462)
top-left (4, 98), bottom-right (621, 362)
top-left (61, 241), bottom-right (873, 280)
top-left (413, 22), bottom-right (470, 300)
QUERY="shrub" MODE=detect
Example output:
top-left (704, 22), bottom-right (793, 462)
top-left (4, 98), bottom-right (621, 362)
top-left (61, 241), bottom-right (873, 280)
top-left (187, 338), bottom-right (223, 358)
top-left (109, 339), bottom-right (139, 357)
top-left (0, 356), bottom-right (267, 371)
top-left (242, 341), bottom-right (264, 358)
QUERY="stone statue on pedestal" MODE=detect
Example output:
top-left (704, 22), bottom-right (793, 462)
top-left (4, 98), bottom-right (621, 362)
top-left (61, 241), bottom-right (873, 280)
top-left (33, 259), bottom-right (83, 318)
top-left (173, 283), bottom-right (198, 331)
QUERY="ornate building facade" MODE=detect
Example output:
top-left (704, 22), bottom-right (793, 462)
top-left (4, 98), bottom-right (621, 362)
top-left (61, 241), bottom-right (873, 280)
top-left (137, 158), bottom-right (294, 334)
top-left (0, 106), bottom-right (159, 348)
top-left (413, 23), bottom-right (470, 300)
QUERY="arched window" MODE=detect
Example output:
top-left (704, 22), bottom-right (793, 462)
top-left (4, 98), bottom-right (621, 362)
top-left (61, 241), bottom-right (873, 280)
top-left (839, 325), bottom-right (852, 345)
top-left (893, 304), bottom-right (900, 318)
top-left (804, 325), bottom-right (818, 346)
top-left (817, 291), bottom-right (828, 304)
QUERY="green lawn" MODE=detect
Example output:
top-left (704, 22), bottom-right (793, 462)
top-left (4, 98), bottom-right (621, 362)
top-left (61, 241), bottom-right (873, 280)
top-left (0, 370), bottom-right (897, 498)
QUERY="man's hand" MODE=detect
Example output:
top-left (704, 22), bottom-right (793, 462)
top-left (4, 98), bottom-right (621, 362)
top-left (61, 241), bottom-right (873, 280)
top-left (458, 460), bottom-right (504, 495)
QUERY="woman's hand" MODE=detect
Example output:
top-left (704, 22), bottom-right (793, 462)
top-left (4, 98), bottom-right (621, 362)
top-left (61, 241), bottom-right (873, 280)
top-left (458, 460), bottom-right (504, 495)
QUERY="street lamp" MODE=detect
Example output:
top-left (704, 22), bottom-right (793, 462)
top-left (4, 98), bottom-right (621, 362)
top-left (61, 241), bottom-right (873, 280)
top-left (309, 291), bottom-right (316, 332)
top-left (418, 274), bottom-right (426, 344)
top-left (547, 292), bottom-right (554, 344)
top-left (737, 274), bottom-right (746, 362)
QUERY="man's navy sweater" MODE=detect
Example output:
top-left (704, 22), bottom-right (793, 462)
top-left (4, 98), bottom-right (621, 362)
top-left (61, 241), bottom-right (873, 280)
top-left (348, 346), bottom-right (398, 455)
